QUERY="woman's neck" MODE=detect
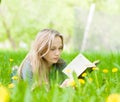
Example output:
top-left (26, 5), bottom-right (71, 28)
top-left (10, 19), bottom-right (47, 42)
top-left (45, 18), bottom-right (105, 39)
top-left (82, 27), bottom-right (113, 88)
top-left (47, 62), bottom-right (53, 69)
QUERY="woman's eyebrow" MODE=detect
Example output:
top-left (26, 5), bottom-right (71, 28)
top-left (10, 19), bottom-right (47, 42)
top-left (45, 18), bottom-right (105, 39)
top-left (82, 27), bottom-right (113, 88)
top-left (50, 45), bottom-right (63, 48)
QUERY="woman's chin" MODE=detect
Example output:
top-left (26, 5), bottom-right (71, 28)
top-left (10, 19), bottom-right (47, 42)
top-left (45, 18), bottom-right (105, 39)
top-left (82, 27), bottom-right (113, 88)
top-left (52, 60), bottom-right (58, 63)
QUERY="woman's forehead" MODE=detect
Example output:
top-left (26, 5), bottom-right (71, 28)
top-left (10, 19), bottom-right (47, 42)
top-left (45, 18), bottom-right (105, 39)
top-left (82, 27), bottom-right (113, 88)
top-left (51, 36), bottom-right (63, 47)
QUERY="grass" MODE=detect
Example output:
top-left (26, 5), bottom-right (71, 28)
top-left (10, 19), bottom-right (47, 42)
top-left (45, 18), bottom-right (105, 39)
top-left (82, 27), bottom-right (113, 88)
top-left (0, 50), bottom-right (120, 102)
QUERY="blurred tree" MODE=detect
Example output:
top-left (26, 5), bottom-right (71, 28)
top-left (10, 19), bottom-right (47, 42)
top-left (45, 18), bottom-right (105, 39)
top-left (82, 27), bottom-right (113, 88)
top-left (0, 0), bottom-right (120, 50)
top-left (0, 1), bottom-right (17, 49)
top-left (74, 0), bottom-right (120, 51)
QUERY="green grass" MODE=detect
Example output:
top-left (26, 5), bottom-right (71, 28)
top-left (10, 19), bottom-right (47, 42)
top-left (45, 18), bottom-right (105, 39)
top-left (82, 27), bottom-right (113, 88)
top-left (0, 50), bottom-right (120, 102)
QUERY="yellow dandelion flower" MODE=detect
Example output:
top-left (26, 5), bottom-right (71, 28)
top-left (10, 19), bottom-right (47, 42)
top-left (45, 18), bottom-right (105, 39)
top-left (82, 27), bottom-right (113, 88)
top-left (0, 86), bottom-right (10, 102)
top-left (103, 69), bottom-right (109, 73)
top-left (8, 83), bottom-right (15, 88)
top-left (68, 80), bottom-right (76, 87)
top-left (82, 72), bottom-right (87, 77)
top-left (78, 79), bottom-right (85, 84)
top-left (65, 69), bottom-right (71, 73)
top-left (106, 93), bottom-right (120, 102)
top-left (12, 76), bottom-right (18, 80)
top-left (9, 58), bottom-right (13, 62)
top-left (92, 67), bottom-right (99, 71)
top-left (88, 78), bottom-right (93, 82)
top-left (112, 68), bottom-right (118, 73)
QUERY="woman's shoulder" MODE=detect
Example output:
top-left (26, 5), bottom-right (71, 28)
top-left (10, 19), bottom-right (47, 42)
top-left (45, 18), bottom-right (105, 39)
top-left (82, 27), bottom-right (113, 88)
top-left (22, 59), bottom-right (32, 70)
top-left (22, 59), bottom-right (32, 68)
top-left (21, 59), bottom-right (33, 78)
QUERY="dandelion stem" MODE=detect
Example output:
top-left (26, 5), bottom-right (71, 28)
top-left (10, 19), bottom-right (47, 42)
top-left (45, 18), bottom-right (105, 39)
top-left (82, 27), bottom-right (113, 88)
top-left (94, 72), bottom-right (99, 88)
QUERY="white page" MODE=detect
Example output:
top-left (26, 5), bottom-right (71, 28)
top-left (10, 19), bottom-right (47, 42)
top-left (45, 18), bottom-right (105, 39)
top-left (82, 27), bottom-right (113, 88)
top-left (62, 53), bottom-right (95, 79)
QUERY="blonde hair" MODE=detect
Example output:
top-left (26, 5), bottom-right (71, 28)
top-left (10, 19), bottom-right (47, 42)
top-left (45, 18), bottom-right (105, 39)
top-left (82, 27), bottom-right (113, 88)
top-left (18, 29), bottom-right (64, 85)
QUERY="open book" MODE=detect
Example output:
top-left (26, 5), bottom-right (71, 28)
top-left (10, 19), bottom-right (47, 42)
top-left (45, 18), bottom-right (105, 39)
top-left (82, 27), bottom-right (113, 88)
top-left (62, 53), bottom-right (96, 79)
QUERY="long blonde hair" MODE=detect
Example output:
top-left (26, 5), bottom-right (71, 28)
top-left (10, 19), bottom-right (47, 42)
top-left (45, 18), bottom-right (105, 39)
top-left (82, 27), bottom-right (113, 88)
top-left (18, 29), bottom-right (64, 84)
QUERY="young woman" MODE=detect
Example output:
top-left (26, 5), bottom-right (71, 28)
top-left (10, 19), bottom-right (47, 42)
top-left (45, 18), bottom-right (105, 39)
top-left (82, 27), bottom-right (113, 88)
top-left (18, 29), bottom-right (67, 88)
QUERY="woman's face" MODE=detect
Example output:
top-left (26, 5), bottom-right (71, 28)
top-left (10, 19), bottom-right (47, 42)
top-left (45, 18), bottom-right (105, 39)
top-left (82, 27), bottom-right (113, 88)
top-left (43, 36), bottom-right (63, 66)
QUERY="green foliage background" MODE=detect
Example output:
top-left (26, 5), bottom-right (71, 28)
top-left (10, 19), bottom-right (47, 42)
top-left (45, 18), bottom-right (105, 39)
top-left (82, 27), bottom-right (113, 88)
top-left (1, 0), bottom-right (120, 47)
top-left (1, 1), bottom-right (120, 101)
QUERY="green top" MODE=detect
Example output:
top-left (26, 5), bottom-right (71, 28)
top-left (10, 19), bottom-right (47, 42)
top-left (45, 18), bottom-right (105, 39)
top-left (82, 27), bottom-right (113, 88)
top-left (21, 59), bottom-right (67, 85)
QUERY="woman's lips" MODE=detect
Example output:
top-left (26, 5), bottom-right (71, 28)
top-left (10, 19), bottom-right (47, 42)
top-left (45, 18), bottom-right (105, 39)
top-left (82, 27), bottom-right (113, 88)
top-left (53, 57), bottom-right (59, 60)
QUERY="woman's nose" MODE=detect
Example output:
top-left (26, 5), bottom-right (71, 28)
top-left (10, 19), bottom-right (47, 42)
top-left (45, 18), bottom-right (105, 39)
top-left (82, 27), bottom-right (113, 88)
top-left (55, 49), bottom-right (61, 55)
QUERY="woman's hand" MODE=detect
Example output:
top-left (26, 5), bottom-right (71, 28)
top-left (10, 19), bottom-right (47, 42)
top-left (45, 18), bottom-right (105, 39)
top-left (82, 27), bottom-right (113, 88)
top-left (60, 78), bottom-right (73, 88)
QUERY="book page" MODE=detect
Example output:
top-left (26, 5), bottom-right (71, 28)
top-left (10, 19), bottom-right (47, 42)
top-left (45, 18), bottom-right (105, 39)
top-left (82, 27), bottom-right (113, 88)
top-left (62, 53), bottom-right (95, 79)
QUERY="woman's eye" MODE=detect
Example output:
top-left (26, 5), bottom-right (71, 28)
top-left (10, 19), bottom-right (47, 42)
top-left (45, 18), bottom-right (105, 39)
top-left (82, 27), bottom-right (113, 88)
top-left (59, 47), bottom-right (63, 50)
top-left (50, 48), bottom-right (55, 51)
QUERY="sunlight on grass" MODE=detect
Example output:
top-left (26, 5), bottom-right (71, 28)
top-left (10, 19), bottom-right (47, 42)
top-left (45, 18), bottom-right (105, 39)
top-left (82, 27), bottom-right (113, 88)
top-left (0, 50), bottom-right (120, 102)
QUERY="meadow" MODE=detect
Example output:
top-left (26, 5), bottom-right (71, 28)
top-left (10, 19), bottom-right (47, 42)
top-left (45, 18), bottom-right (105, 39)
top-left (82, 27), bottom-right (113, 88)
top-left (0, 50), bottom-right (120, 102)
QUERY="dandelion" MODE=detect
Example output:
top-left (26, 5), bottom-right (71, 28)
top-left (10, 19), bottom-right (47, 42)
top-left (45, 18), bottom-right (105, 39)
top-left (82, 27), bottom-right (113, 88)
top-left (9, 58), bottom-right (13, 62)
top-left (103, 69), bottom-right (109, 73)
top-left (78, 79), bottom-right (85, 84)
top-left (12, 76), bottom-right (18, 80)
top-left (68, 80), bottom-right (76, 87)
top-left (106, 93), bottom-right (120, 102)
top-left (65, 69), bottom-right (71, 73)
top-left (88, 78), bottom-right (93, 82)
top-left (92, 67), bottom-right (99, 71)
top-left (8, 83), bottom-right (15, 88)
top-left (0, 86), bottom-right (10, 102)
top-left (112, 68), bottom-right (118, 73)
top-left (82, 72), bottom-right (87, 77)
